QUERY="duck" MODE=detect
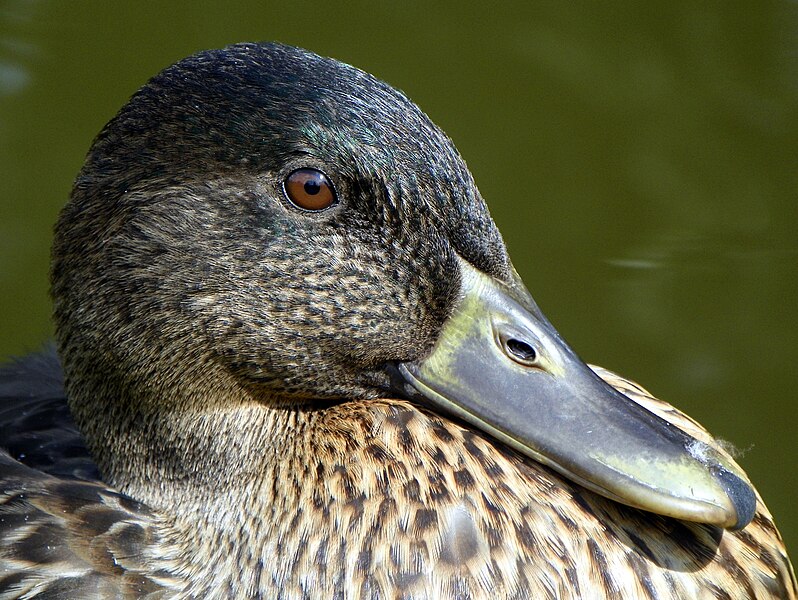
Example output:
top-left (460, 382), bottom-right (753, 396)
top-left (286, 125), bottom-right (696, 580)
top-left (0, 41), bottom-right (794, 599)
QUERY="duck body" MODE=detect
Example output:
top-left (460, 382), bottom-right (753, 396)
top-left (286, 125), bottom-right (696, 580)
top-left (0, 43), bottom-right (795, 598)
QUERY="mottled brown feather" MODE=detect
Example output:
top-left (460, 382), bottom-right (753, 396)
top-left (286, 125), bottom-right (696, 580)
top-left (0, 354), bottom-right (794, 598)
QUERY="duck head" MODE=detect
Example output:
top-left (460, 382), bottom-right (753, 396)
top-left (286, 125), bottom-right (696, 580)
top-left (51, 42), bottom-right (754, 529)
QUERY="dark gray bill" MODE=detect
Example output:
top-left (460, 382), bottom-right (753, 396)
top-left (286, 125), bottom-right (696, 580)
top-left (398, 257), bottom-right (755, 530)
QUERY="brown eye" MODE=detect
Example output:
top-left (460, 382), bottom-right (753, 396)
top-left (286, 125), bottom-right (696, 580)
top-left (283, 168), bottom-right (337, 211)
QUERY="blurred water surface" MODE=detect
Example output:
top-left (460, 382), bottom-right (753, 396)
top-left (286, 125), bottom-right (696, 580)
top-left (1, 1), bottom-right (796, 556)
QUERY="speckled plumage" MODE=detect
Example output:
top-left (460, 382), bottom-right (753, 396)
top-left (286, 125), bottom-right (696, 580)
top-left (0, 353), bottom-right (794, 598)
top-left (0, 42), bottom-right (794, 599)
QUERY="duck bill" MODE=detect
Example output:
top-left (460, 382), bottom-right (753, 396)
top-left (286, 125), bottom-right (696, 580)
top-left (398, 257), bottom-right (755, 530)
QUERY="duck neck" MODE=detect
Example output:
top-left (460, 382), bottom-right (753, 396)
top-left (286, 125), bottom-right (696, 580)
top-left (65, 352), bottom-right (315, 513)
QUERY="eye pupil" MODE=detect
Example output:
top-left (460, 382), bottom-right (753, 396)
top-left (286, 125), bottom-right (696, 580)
top-left (303, 180), bottom-right (321, 195)
top-left (283, 168), bottom-right (337, 211)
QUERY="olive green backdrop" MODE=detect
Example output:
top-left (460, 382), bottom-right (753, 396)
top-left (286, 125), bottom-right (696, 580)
top-left (1, 1), bottom-right (795, 556)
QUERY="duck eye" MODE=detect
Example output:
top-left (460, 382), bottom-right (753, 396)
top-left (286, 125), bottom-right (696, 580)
top-left (283, 168), bottom-right (337, 211)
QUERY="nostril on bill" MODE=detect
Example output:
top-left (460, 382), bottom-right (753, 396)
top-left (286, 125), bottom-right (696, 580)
top-left (505, 338), bottom-right (537, 365)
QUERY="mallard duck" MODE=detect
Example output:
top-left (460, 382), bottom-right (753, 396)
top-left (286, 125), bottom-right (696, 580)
top-left (0, 42), bottom-right (794, 599)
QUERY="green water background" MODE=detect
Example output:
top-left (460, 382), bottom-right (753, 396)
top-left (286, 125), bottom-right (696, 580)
top-left (1, 1), bottom-right (796, 557)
